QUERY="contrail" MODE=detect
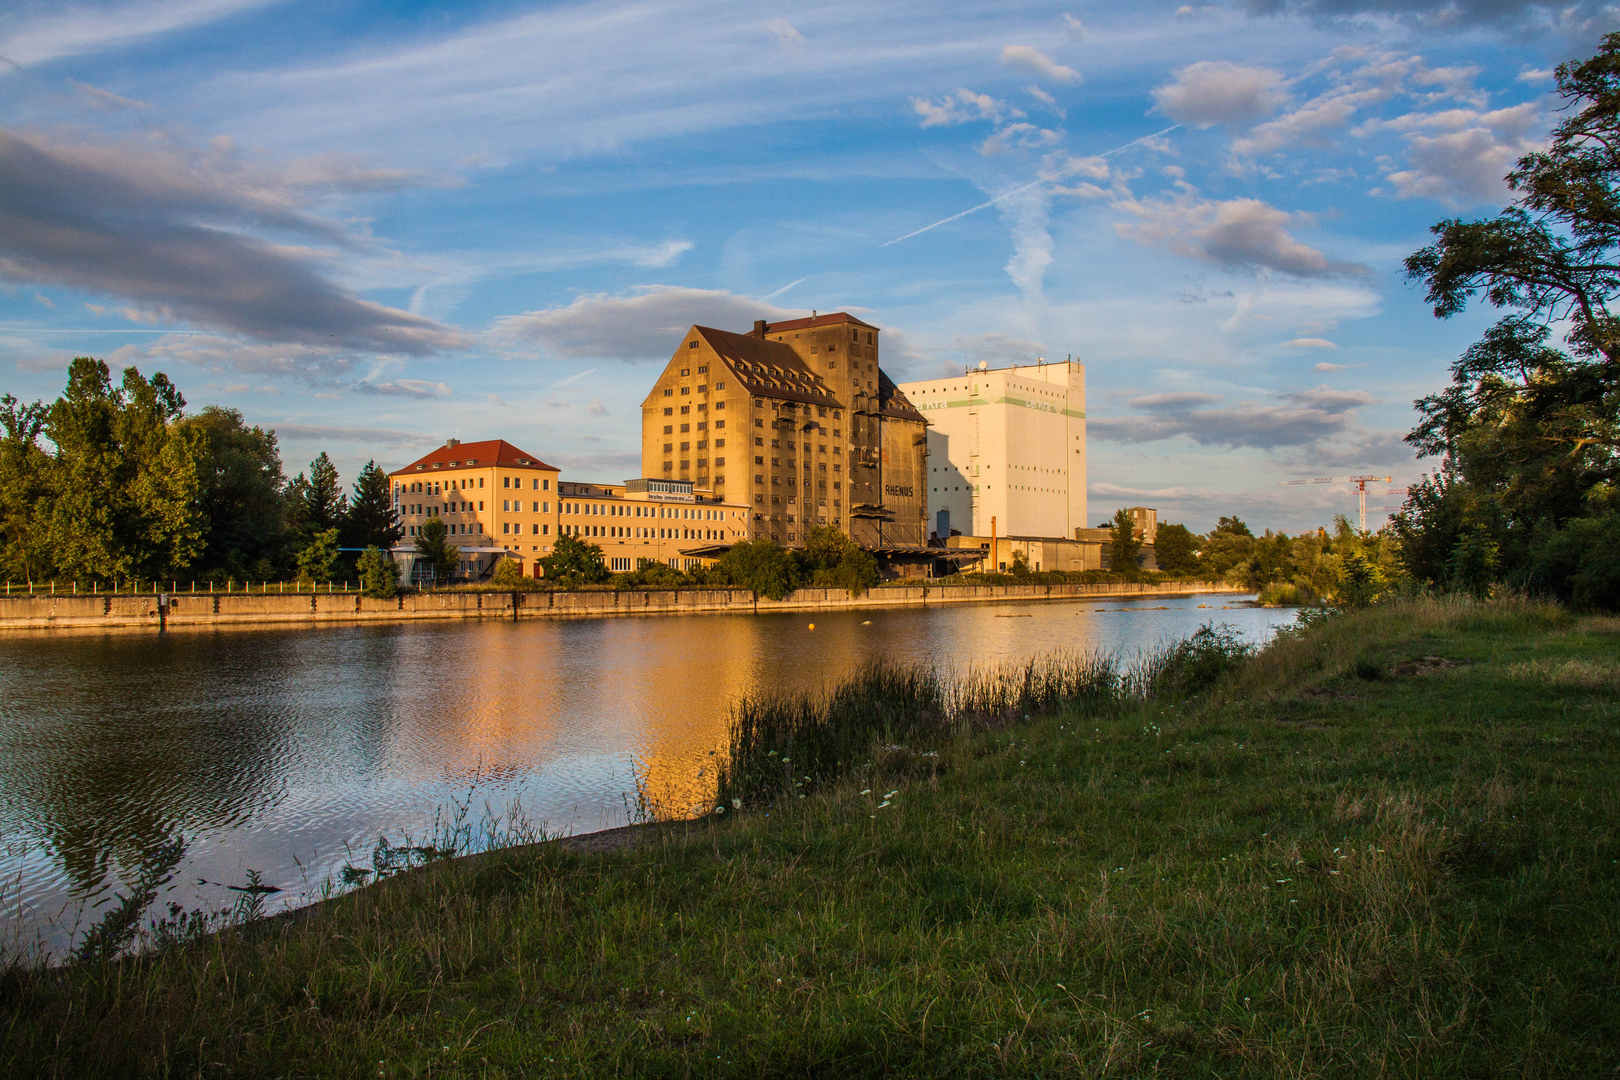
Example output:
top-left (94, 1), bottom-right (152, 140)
top-left (757, 276), bottom-right (809, 302)
top-left (879, 124), bottom-right (1181, 248)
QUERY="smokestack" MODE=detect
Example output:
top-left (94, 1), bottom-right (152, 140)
top-left (753, 320), bottom-right (767, 338)
top-left (445, 438), bottom-right (460, 448)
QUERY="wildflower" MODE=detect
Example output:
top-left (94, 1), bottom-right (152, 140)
top-left (714, 806), bottom-right (725, 815)
top-left (878, 801), bottom-right (891, 809)
top-left (860, 789), bottom-right (871, 795)
top-left (732, 798), bottom-right (742, 810)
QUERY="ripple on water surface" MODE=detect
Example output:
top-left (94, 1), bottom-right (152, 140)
top-left (0, 594), bottom-right (1291, 955)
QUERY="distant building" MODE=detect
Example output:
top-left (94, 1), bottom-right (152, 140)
top-left (640, 314), bottom-right (929, 550)
top-left (388, 440), bottom-right (747, 583)
top-left (898, 359), bottom-right (1086, 542)
top-left (389, 439), bottom-right (560, 583)
top-left (554, 478), bottom-right (750, 573)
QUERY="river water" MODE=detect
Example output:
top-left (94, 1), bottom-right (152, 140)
top-left (0, 593), bottom-right (1291, 957)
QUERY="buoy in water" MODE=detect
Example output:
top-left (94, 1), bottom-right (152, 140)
top-left (808, 623), bottom-right (815, 631)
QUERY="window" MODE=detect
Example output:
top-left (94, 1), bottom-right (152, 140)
top-left (716, 381), bottom-right (725, 390)
top-left (681, 368), bottom-right (689, 376)
top-left (664, 389), bottom-right (673, 397)
top-left (697, 385), bottom-right (707, 393)
top-left (688, 341), bottom-right (698, 350)
top-left (680, 423), bottom-right (690, 433)
top-left (681, 386), bottom-right (690, 395)
top-left (664, 443), bottom-right (673, 452)
top-left (714, 401), bottom-right (724, 411)
top-left (663, 407), bottom-right (673, 415)
top-left (716, 438), bottom-right (725, 447)
top-left (681, 406), bottom-right (690, 415)
top-left (697, 421), bottom-right (707, 430)
top-left (716, 458), bottom-right (724, 466)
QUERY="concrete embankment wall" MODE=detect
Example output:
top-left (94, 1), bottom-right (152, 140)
top-left (0, 581), bottom-right (1241, 633)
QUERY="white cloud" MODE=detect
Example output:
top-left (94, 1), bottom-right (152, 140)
top-left (268, 423), bottom-right (437, 449)
top-left (1025, 85), bottom-right (1064, 117)
top-left (355, 378), bottom-right (451, 398)
top-left (1378, 104), bottom-right (1542, 207)
top-left (1114, 191), bottom-right (1369, 278)
top-left (999, 45), bottom-right (1080, 85)
top-left (1092, 384), bottom-right (1375, 450)
top-left (764, 18), bottom-right (803, 51)
top-left (0, 0), bottom-right (275, 68)
top-left (1285, 337), bottom-right (1337, 348)
top-left (1061, 13), bottom-right (1085, 37)
top-left (953, 332), bottom-right (1048, 365)
top-left (980, 122), bottom-right (1062, 156)
top-left (1151, 61), bottom-right (1286, 129)
top-left (912, 88), bottom-right (1020, 128)
top-left (1517, 68), bottom-right (1555, 84)
top-left (109, 333), bottom-right (361, 385)
top-left (1313, 361), bottom-right (1351, 371)
top-left (494, 286), bottom-right (803, 361)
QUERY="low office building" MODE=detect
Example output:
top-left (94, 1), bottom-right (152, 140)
top-left (389, 438), bottom-right (561, 583)
top-left (554, 478), bottom-right (751, 573)
top-left (899, 358), bottom-right (1086, 543)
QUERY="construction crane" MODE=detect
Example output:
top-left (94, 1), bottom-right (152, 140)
top-left (1277, 475), bottom-right (1392, 533)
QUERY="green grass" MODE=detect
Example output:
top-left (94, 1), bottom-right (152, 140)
top-left (3, 596), bottom-right (1618, 1077)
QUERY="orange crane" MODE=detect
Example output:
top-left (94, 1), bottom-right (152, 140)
top-left (1277, 475), bottom-right (1392, 533)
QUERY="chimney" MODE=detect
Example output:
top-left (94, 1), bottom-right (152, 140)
top-left (753, 320), bottom-right (767, 338)
top-left (445, 438), bottom-right (460, 448)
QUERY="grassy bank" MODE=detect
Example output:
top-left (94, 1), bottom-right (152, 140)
top-left (3, 597), bottom-right (1617, 1076)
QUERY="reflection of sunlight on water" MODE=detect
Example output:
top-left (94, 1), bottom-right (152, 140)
top-left (0, 594), bottom-right (1291, 955)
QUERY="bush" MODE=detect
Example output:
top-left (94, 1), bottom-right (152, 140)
top-left (717, 539), bottom-right (800, 600)
top-left (1527, 514), bottom-right (1620, 611)
top-left (1257, 580), bottom-right (1318, 606)
top-left (538, 534), bottom-right (610, 587)
top-left (490, 557), bottom-right (537, 590)
top-left (295, 528), bottom-right (340, 583)
top-left (357, 545), bottom-right (397, 599)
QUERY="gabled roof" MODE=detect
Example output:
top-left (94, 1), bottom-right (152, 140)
top-left (389, 439), bottom-right (558, 477)
top-left (765, 312), bottom-right (880, 333)
top-left (877, 370), bottom-right (926, 423)
top-left (694, 325), bottom-right (844, 409)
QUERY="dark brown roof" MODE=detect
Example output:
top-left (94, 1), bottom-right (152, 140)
top-left (765, 312), bottom-right (879, 333)
top-left (877, 371), bottom-right (926, 423)
top-left (389, 439), bottom-right (558, 477)
top-left (695, 326), bottom-right (844, 409)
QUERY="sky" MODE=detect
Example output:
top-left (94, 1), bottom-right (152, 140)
top-left (0, 0), bottom-right (1611, 533)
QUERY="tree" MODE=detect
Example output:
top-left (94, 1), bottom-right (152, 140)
top-left (0, 394), bottom-right (51, 581)
top-left (797, 525), bottom-right (880, 595)
top-left (1400, 35), bottom-right (1620, 598)
top-left (491, 556), bottom-right (537, 590)
top-left (343, 460), bottom-right (402, 552)
top-left (286, 452), bottom-right (347, 537)
top-left (37, 358), bottom-right (205, 582)
top-left (1153, 523), bottom-right (1201, 577)
top-left (716, 539), bottom-right (800, 600)
top-left (537, 533), bottom-right (609, 587)
top-left (296, 528), bottom-right (341, 583)
top-left (1107, 508), bottom-right (1142, 575)
top-left (413, 517), bottom-right (460, 585)
top-left (357, 545), bottom-right (398, 599)
top-left (177, 406), bottom-right (285, 580)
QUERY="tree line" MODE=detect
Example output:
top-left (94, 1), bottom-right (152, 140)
top-left (1391, 35), bottom-right (1620, 610)
top-left (0, 357), bottom-right (401, 586)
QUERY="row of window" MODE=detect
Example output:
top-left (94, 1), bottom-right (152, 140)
top-left (564, 524), bottom-right (728, 541)
top-left (397, 475), bottom-right (551, 497)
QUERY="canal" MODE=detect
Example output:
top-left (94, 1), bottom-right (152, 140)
top-left (0, 593), bottom-right (1291, 957)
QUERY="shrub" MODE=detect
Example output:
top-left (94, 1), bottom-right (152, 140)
top-left (490, 556), bottom-right (536, 590)
top-left (538, 534), bottom-right (610, 587)
top-left (1527, 513), bottom-right (1620, 611)
top-left (357, 545), bottom-right (397, 599)
top-left (295, 528), bottom-right (340, 583)
top-left (717, 539), bottom-right (800, 600)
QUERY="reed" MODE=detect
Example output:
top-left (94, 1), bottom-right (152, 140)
top-left (716, 625), bottom-right (1251, 808)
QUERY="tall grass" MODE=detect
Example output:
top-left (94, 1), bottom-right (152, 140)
top-left (716, 624), bottom-right (1253, 808)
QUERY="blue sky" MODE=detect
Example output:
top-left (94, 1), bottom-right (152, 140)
top-left (0, 0), bottom-right (1609, 532)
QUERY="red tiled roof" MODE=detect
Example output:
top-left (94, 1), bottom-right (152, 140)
top-left (694, 326), bottom-right (844, 409)
top-left (764, 312), bottom-right (879, 333)
top-left (389, 439), bottom-right (558, 476)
